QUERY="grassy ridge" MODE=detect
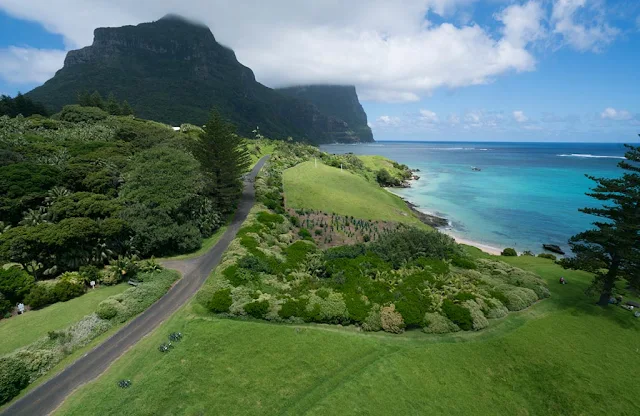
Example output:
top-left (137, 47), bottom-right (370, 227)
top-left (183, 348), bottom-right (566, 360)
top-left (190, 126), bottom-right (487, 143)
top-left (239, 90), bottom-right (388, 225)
top-left (357, 155), bottom-right (408, 180)
top-left (283, 161), bottom-right (422, 225)
top-left (54, 255), bottom-right (640, 415)
top-left (0, 284), bottom-right (127, 355)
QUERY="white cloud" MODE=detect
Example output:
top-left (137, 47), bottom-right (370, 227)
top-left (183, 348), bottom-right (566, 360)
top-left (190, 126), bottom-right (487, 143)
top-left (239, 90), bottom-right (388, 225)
top-left (465, 111), bottom-right (481, 123)
top-left (376, 115), bottom-right (401, 126)
top-left (448, 114), bottom-right (461, 125)
top-left (551, 0), bottom-right (618, 52)
top-left (0, 0), bottom-right (540, 101)
top-left (419, 109), bottom-right (438, 122)
top-left (497, 1), bottom-right (546, 48)
top-left (0, 46), bottom-right (66, 84)
top-left (600, 107), bottom-right (632, 120)
top-left (513, 110), bottom-right (528, 122)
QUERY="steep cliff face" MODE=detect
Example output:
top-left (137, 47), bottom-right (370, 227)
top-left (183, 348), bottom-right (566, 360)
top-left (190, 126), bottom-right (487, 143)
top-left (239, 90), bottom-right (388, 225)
top-left (278, 85), bottom-right (373, 142)
top-left (27, 15), bottom-right (373, 144)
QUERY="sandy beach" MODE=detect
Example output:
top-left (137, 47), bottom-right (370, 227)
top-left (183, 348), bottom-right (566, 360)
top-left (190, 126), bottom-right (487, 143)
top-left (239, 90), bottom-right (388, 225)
top-left (442, 232), bottom-right (503, 256)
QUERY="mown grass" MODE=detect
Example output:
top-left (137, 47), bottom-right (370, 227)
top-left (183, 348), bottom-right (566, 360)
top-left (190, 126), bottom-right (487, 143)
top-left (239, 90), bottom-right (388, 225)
top-left (0, 284), bottom-right (127, 355)
top-left (357, 155), bottom-right (407, 180)
top-left (283, 161), bottom-right (423, 225)
top-left (247, 141), bottom-right (275, 167)
top-left (55, 255), bottom-right (640, 415)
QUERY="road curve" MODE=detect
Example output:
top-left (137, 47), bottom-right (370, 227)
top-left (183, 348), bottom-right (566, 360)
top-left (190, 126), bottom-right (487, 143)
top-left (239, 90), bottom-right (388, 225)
top-left (3, 156), bottom-right (270, 416)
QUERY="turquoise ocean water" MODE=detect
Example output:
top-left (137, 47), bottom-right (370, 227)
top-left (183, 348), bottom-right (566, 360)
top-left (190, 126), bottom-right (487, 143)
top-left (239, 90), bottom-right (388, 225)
top-left (320, 142), bottom-right (632, 254)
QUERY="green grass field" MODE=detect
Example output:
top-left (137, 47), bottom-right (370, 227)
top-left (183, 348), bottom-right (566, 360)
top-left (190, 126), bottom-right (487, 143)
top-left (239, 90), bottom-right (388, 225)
top-left (0, 284), bottom-right (127, 355)
top-left (55, 254), bottom-right (640, 415)
top-left (357, 155), bottom-right (407, 180)
top-left (283, 161), bottom-right (422, 225)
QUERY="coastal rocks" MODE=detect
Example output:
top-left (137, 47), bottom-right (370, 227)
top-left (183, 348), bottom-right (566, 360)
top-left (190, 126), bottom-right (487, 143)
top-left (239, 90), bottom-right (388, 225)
top-left (542, 244), bottom-right (565, 255)
top-left (404, 200), bottom-right (449, 228)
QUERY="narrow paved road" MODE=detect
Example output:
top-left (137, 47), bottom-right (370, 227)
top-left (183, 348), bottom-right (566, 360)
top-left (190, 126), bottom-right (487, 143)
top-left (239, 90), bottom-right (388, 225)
top-left (3, 156), bottom-right (269, 416)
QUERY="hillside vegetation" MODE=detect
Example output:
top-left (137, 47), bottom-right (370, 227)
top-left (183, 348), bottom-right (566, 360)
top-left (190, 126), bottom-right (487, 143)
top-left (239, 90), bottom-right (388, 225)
top-left (284, 161), bottom-right (420, 225)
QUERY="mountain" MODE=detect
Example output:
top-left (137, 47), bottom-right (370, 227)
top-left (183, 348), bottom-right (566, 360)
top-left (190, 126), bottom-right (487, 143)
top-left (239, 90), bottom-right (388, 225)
top-left (27, 15), bottom-right (374, 144)
top-left (278, 85), bottom-right (373, 142)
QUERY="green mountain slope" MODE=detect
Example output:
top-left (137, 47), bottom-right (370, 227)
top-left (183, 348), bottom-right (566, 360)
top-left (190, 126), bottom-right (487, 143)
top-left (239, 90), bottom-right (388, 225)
top-left (27, 15), bottom-right (373, 144)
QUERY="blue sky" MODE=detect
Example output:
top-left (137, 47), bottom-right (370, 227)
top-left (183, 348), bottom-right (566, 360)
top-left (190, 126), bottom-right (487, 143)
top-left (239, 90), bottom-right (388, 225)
top-left (1, 0), bottom-right (639, 142)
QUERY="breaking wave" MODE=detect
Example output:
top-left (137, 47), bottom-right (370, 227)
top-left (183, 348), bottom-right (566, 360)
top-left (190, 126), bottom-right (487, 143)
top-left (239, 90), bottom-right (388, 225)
top-left (557, 153), bottom-right (626, 159)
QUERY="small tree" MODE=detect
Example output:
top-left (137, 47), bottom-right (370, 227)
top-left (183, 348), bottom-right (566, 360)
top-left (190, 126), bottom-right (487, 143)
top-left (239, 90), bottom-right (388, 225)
top-left (105, 93), bottom-right (121, 115)
top-left (89, 91), bottom-right (104, 109)
top-left (561, 142), bottom-right (640, 306)
top-left (120, 100), bottom-right (134, 116)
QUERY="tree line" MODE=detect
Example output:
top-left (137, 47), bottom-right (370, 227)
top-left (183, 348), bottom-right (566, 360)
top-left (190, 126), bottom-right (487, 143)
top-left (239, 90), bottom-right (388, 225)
top-left (77, 90), bottom-right (134, 116)
top-left (0, 93), bottom-right (48, 118)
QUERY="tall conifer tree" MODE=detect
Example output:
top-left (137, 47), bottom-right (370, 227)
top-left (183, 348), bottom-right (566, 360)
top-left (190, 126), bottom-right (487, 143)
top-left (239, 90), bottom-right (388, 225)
top-left (562, 140), bottom-right (640, 305)
top-left (193, 110), bottom-right (251, 213)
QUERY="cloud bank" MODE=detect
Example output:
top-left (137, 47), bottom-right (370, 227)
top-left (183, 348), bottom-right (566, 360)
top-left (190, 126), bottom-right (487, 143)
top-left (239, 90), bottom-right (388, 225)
top-left (0, 0), bottom-right (624, 101)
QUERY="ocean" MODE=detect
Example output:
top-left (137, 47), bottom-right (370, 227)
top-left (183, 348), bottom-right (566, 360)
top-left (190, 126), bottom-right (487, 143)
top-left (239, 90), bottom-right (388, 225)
top-left (320, 141), bottom-right (632, 254)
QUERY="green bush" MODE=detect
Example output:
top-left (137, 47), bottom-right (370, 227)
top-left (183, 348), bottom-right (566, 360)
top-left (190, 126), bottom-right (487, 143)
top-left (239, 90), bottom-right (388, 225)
top-left (501, 248), bottom-right (517, 256)
top-left (25, 284), bottom-right (56, 309)
top-left (79, 265), bottom-right (100, 282)
top-left (370, 228), bottom-right (461, 268)
top-left (57, 105), bottom-right (109, 123)
top-left (451, 256), bottom-right (477, 269)
top-left (423, 312), bottom-right (460, 334)
top-left (324, 244), bottom-right (366, 260)
top-left (0, 294), bottom-right (11, 316)
top-left (209, 289), bottom-right (233, 313)
top-left (278, 298), bottom-right (308, 319)
top-left (237, 255), bottom-right (272, 274)
top-left (463, 300), bottom-right (489, 331)
top-left (96, 298), bottom-right (123, 320)
top-left (306, 292), bottom-right (349, 324)
top-left (298, 228), bottom-right (312, 240)
top-left (0, 267), bottom-right (35, 303)
top-left (362, 304), bottom-right (382, 331)
top-left (454, 292), bottom-right (476, 302)
top-left (52, 280), bottom-right (86, 302)
top-left (537, 253), bottom-right (557, 261)
top-left (441, 299), bottom-right (473, 331)
top-left (256, 211), bottom-right (284, 226)
top-left (244, 300), bottom-right (270, 318)
top-left (380, 304), bottom-right (404, 334)
top-left (0, 357), bottom-right (30, 405)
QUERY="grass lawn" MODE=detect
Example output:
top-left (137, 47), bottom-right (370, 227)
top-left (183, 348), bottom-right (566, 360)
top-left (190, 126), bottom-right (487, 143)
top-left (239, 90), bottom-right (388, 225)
top-left (283, 161), bottom-right (423, 226)
top-left (0, 284), bottom-right (127, 355)
top-left (247, 141), bottom-right (275, 167)
top-left (55, 255), bottom-right (640, 415)
top-left (357, 155), bottom-right (407, 180)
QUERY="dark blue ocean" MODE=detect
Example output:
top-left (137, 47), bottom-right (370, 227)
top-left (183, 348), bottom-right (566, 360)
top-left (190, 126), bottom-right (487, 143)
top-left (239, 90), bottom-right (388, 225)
top-left (320, 142), bottom-right (633, 254)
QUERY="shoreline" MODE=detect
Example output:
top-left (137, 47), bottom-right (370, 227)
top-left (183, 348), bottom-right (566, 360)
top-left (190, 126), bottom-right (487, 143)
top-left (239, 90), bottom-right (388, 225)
top-left (387, 179), bottom-right (505, 256)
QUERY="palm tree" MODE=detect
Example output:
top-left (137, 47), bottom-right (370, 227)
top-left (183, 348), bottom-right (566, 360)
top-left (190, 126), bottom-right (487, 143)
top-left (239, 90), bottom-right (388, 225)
top-left (45, 186), bottom-right (70, 205)
top-left (91, 240), bottom-right (115, 265)
top-left (19, 207), bottom-right (50, 226)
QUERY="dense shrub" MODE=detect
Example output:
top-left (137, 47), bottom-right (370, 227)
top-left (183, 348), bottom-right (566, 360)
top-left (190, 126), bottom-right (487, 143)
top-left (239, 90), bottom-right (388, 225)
top-left (463, 300), bottom-right (489, 330)
top-left (0, 293), bottom-right (11, 316)
top-left (0, 357), bottom-right (30, 405)
top-left (537, 253), bottom-right (557, 261)
top-left (24, 283), bottom-right (56, 309)
top-left (451, 256), bottom-right (477, 269)
top-left (362, 304), bottom-right (382, 331)
top-left (441, 299), bottom-right (473, 331)
top-left (501, 248), bottom-right (517, 256)
top-left (0, 267), bottom-right (35, 303)
top-left (306, 291), bottom-right (349, 324)
top-left (57, 105), bottom-right (109, 123)
top-left (278, 297), bottom-right (308, 319)
top-left (256, 211), bottom-right (284, 226)
top-left (298, 228), bottom-right (312, 240)
top-left (370, 228), bottom-right (461, 268)
top-left (423, 312), bottom-right (460, 334)
top-left (79, 265), bottom-right (100, 282)
top-left (244, 300), bottom-right (270, 318)
top-left (485, 299), bottom-right (509, 319)
top-left (237, 255), bottom-right (272, 274)
top-left (324, 244), bottom-right (366, 260)
top-left (380, 304), bottom-right (404, 333)
top-left (501, 287), bottom-right (539, 311)
top-left (96, 298), bottom-right (123, 320)
top-left (52, 280), bottom-right (86, 302)
top-left (208, 288), bottom-right (233, 313)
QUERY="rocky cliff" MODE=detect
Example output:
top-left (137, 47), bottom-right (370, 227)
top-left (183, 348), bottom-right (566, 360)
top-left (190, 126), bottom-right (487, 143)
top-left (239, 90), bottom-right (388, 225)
top-left (27, 15), bottom-right (374, 144)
